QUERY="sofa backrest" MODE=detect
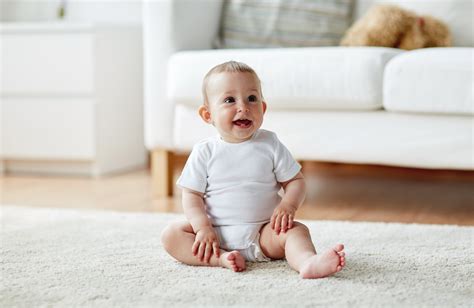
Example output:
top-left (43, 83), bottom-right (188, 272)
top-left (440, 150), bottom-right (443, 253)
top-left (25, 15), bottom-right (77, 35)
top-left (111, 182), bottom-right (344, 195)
top-left (354, 0), bottom-right (473, 47)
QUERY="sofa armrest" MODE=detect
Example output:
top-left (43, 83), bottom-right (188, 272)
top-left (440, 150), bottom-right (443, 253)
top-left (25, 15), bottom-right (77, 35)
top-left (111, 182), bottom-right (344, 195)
top-left (143, 0), bottom-right (224, 149)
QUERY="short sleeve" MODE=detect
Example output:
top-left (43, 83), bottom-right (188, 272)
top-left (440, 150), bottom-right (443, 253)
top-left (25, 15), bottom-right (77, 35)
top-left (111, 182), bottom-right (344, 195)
top-left (176, 143), bottom-right (209, 193)
top-left (273, 134), bottom-right (301, 182)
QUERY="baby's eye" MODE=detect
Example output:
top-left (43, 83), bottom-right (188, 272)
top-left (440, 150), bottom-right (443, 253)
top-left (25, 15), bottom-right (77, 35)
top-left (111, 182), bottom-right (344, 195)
top-left (224, 97), bottom-right (235, 104)
top-left (248, 95), bottom-right (257, 102)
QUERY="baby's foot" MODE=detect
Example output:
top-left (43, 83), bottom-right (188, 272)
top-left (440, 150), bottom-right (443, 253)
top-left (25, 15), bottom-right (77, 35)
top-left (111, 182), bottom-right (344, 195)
top-left (299, 244), bottom-right (345, 279)
top-left (219, 251), bottom-right (246, 272)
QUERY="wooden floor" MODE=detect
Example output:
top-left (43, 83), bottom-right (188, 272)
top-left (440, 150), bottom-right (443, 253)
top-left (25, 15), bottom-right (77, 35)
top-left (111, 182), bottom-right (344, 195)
top-left (1, 163), bottom-right (473, 226)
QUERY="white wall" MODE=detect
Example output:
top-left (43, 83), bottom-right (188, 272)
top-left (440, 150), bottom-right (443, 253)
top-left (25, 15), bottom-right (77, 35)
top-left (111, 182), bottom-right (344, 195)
top-left (0, 0), bottom-right (142, 24)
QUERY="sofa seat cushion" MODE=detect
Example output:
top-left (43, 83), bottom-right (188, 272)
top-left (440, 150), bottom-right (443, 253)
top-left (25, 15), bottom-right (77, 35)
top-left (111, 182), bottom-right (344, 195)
top-left (173, 104), bottom-right (473, 170)
top-left (168, 47), bottom-right (401, 110)
top-left (384, 48), bottom-right (473, 116)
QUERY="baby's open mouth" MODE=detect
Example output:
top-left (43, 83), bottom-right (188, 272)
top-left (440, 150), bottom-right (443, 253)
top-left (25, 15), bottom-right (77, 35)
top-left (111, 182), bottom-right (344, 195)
top-left (233, 119), bottom-right (252, 128)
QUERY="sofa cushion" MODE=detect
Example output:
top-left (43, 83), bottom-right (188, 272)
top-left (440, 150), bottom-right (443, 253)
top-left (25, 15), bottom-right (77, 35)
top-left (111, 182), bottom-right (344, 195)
top-left (215, 0), bottom-right (354, 48)
top-left (384, 48), bottom-right (473, 116)
top-left (168, 47), bottom-right (401, 110)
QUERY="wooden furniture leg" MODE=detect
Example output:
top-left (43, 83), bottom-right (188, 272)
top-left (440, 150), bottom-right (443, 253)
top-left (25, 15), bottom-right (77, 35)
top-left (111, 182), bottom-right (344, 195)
top-left (151, 149), bottom-right (174, 197)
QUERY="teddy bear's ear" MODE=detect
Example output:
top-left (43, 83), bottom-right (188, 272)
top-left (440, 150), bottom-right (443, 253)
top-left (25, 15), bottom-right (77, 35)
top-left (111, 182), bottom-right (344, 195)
top-left (417, 17), bottom-right (425, 28)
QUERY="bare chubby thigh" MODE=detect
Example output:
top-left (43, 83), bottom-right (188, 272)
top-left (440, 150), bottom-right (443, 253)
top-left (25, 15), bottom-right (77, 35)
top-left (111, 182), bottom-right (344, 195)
top-left (162, 220), bottom-right (194, 238)
top-left (259, 221), bottom-right (307, 260)
top-left (173, 220), bottom-right (194, 234)
top-left (258, 222), bottom-right (286, 259)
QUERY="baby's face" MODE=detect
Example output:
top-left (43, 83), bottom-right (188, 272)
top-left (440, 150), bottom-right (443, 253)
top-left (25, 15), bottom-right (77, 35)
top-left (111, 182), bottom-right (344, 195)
top-left (201, 72), bottom-right (267, 143)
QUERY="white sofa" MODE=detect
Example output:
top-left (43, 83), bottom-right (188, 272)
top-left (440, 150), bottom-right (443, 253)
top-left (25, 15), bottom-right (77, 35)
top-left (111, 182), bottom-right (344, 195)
top-left (143, 0), bottom-right (473, 196)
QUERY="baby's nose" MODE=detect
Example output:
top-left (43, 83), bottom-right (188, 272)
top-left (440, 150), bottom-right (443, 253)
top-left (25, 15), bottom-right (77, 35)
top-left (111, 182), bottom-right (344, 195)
top-left (237, 102), bottom-right (250, 112)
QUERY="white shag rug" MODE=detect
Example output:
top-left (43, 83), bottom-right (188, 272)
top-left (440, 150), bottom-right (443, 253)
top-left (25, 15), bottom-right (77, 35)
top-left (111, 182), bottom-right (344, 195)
top-left (1, 205), bottom-right (473, 307)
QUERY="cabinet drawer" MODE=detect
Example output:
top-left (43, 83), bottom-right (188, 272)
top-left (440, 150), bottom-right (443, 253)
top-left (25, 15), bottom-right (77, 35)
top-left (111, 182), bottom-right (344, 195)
top-left (1, 33), bottom-right (94, 95)
top-left (2, 98), bottom-right (95, 159)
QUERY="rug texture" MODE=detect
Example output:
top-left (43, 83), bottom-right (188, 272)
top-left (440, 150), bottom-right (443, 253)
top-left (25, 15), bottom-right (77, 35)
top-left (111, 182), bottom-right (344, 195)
top-left (1, 205), bottom-right (473, 307)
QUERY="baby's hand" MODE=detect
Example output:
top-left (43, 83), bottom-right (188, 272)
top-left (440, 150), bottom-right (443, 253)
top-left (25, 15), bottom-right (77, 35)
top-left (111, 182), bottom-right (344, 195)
top-left (271, 203), bottom-right (297, 234)
top-left (193, 226), bottom-right (220, 263)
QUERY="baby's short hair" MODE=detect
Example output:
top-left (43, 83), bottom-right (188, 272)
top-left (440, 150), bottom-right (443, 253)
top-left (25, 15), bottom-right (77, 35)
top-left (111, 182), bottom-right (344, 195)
top-left (202, 61), bottom-right (262, 105)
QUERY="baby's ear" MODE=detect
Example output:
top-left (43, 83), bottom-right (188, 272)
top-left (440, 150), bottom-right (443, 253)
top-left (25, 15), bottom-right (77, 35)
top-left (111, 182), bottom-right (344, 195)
top-left (262, 101), bottom-right (267, 114)
top-left (198, 104), bottom-right (213, 124)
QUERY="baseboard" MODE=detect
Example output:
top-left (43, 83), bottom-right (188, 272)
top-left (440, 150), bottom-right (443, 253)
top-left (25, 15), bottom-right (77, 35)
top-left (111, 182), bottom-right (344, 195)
top-left (3, 159), bottom-right (96, 176)
top-left (2, 159), bottom-right (146, 177)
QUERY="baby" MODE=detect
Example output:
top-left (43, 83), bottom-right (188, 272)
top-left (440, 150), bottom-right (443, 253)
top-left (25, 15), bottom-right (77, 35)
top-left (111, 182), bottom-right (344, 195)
top-left (161, 61), bottom-right (345, 278)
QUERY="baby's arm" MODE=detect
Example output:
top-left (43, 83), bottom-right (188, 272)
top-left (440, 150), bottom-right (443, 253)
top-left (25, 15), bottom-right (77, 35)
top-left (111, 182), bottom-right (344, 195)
top-left (182, 188), bottom-right (220, 263)
top-left (271, 172), bottom-right (306, 234)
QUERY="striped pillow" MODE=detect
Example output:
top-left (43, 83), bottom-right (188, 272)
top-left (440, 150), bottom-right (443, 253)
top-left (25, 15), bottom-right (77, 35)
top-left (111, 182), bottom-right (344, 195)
top-left (215, 0), bottom-right (354, 48)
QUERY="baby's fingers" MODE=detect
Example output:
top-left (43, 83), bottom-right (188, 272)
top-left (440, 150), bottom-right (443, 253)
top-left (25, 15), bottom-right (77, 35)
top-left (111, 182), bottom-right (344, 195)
top-left (192, 240), bottom-right (200, 256)
top-left (274, 214), bottom-right (282, 234)
top-left (213, 242), bottom-right (220, 258)
top-left (197, 242), bottom-right (206, 261)
top-left (270, 213), bottom-right (276, 230)
top-left (204, 243), bottom-right (213, 263)
top-left (281, 214), bottom-right (288, 233)
top-left (288, 214), bottom-right (294, 229)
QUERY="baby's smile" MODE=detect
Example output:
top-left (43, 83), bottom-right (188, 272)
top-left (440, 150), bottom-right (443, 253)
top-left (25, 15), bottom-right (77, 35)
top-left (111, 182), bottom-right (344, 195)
top-left (233, 118), bottom-right (253, 128)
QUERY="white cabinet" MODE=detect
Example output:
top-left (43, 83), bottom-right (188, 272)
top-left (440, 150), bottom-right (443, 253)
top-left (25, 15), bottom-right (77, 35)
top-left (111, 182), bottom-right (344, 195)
top-left (2, 32), bottom-right (94, 94)
top-left (0, 23), bottom-right (146, 176)
top-left (2, 98), bottom-right (95, 159)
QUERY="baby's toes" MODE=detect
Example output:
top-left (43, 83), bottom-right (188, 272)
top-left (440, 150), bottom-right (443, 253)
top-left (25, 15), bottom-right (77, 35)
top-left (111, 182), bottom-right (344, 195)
top-left (334, 244), bottom-right (344, 252)
top-left (340, 258), bottom-right (345, 267)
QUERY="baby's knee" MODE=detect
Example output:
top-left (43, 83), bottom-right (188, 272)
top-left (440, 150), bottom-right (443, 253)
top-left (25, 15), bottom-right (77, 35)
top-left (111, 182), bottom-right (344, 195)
top-left (291, 222), bottom-right (310, 234)
top-left (160, 223), bottom-right (180, 252)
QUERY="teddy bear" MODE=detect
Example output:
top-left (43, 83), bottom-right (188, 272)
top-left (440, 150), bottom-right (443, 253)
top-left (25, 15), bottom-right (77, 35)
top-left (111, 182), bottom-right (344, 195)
top-left (340, 4), bottom-right (451, 50)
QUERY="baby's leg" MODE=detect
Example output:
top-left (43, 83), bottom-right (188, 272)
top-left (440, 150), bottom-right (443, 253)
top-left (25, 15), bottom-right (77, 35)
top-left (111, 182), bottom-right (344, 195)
top-left (259, 222), bottom-right (345, 278)
top-left (161, 221), bottom-right (246, 272)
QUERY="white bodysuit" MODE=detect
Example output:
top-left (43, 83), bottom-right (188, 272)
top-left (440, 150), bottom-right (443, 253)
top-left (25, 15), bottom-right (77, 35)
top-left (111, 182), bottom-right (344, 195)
top-left (177, 129), bottom-right (301, 259)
